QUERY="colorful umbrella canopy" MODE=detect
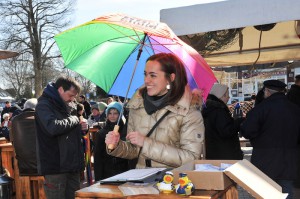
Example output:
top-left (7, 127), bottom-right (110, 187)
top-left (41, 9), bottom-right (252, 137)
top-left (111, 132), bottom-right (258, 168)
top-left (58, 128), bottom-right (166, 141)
top-left (55, 13), bottom-right (217, 99)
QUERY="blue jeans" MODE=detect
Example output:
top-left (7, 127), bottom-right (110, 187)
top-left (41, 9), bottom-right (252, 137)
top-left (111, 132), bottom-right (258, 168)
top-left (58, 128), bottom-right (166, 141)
top-left (44, 172), bottom-right (80, 199)
top-left (275, 180), bottom-right (293, 199)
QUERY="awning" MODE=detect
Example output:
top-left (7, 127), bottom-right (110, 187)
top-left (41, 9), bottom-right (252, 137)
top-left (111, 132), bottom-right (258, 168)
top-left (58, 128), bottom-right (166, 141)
top-left (0, 49), bottom-right (19, 60)
top-left (160, 0), bottom-right (300, 67)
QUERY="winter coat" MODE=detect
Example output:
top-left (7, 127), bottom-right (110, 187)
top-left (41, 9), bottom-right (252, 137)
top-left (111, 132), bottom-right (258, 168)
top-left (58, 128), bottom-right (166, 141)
top-left (287, 84), bottom-right (300, 108)
top-left (35, 83), bottom-right (84, 175)
top-left (201, 94), bottom-right (243, 160)
top-left (93, 120), bottom-right (128, 181)
top-left (10, 110), bottom-right (38, 175)
top-left (82, 100), bottom-right (91, 118)
top-left (108, 86), bottom-right (205, 169)
top-left (241, 92), bottom-right (300, 180)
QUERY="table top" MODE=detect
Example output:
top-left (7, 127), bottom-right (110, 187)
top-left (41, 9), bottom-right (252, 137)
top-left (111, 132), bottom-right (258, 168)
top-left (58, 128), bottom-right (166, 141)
top-left (0, 142), bottom-right (13, 151)
top-left (89, 127), bottom-right (99, 133)
top-left (75, 183), bottom-right (230, 199)
top-left (0, 137), bottom-right (8, 145)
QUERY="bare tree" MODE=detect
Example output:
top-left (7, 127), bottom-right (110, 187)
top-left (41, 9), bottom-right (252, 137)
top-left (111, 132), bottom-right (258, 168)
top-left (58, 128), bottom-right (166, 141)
top-left (61, 69), bottom-right (95, 97)
top-left (0, 54), bottom-right (32, 100)
top-left (0, 0), bottom-right (75, 97)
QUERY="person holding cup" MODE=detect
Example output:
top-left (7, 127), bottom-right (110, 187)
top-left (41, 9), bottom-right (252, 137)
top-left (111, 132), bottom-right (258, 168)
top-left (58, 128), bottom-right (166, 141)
top-left (35, 76), bottom-right (88, 199)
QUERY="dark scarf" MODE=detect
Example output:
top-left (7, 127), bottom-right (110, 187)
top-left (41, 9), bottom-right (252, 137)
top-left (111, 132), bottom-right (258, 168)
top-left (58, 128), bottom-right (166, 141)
top-left (42, 82), bottom-right (72, 115)
top-left (142, 89), bottom-right (169, 115)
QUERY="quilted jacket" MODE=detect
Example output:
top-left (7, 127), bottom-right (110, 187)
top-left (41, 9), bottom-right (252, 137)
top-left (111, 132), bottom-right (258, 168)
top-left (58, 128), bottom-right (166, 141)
top-left (108, 86), bottom-right (205, 169)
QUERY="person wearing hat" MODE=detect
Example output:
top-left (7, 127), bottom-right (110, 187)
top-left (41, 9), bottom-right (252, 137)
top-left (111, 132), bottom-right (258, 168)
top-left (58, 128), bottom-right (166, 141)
top-left (287, 75), bottom-right (300, 189)
top-left (241, 79), bottom-right (300, 199)
top-left (93, 101), bottom-right (128, 181)
top-left (78, 95), bottom-right (91, 119)
top-left (201, 83), bottom-right (244, 160)
top-left (87, 102), bottom-right (107, 126)
top-left (17, 98), bottom-right (27, 109)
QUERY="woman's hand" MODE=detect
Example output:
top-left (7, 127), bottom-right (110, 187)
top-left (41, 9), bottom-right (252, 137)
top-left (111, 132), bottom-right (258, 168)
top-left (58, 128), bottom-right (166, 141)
top-left (105, 131), bottom-right (120, 149)
top-left (126, 131), bottom-right (145, 147)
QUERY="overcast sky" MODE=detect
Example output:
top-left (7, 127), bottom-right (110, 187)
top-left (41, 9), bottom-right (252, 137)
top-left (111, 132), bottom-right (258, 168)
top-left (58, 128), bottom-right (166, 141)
top-left (73, 0), bottom-right (223, 26)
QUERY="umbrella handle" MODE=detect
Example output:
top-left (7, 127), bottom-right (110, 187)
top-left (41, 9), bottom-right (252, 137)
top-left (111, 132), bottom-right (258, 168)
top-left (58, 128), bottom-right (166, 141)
top-left (107, 125), bottom-right (119, 150)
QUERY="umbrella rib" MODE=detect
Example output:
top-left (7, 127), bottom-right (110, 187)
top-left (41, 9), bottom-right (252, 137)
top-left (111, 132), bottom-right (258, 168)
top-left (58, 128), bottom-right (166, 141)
top-left (142, 36), bottom-right (173, 54)
top-left (105, 24), bottom-right (181, 46)
top-left (102, 24), bottom-right (154, 57)
top-left (105, 23), bottom-right (144, 44)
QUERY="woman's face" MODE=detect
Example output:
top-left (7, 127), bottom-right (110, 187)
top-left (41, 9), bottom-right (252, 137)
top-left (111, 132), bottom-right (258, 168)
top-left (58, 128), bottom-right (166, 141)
top-left (144, 60), bottom-right (169, 97)
top-left (107, 98), bottom-right (114, 105)
top-left (107, 108), bottom-right (119, 123)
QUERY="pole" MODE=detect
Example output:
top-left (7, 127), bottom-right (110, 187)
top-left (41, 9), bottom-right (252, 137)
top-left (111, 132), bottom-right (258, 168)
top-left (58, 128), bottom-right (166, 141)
top-left (107, 33), bottom-right (147, 150)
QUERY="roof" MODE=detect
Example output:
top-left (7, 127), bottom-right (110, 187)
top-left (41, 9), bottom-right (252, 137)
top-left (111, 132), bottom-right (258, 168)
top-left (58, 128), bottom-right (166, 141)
top-left (160, 0), bottom-right (300, 67)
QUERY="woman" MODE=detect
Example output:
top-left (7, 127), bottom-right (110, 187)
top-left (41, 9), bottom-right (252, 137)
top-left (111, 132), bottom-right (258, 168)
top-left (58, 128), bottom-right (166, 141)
top-left (94, 102), bottom-right (128, 181)
top-left (201, 83), bottom-right (243, 160)
top-left (105, 53), bottom-right (205, 169)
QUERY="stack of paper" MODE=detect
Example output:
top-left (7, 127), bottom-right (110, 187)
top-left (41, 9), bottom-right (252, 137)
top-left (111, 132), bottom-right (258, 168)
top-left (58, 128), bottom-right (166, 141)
top-left (118, 182), bottom-right (159, 196)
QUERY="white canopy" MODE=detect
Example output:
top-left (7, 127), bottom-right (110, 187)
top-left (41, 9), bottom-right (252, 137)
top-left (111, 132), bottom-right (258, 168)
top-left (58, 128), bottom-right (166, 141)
top-left (160, 0), bottom-right (300, 66)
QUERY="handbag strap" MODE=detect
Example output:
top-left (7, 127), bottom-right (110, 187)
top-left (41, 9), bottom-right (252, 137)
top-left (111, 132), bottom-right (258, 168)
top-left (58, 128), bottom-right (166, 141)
top-left (137, 110), bottom-right (171, 157)
top-left (145, 110), bottom-right (171, 138)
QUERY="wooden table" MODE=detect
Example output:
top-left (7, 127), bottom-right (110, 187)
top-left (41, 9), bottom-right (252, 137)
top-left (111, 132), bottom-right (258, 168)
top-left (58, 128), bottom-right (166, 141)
top-left (0, 137), bottom-right (8, 144)
top-left (0, 142), bottom-right (14, 178)
top-left (75, 183), bottom-right (238, 199)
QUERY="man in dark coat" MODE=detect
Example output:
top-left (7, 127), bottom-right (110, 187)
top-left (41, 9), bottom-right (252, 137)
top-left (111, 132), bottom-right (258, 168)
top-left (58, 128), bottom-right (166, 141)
top-left (10, 98), bottom-right (38, 175)
top-left (35, 76), bottom-right (88, 199)
top-left (79, 95), bottom-right (91, 119)
top-left (287, 75), bottom-right (300, 189)
top-left (241, 80), bottom-right (300, 199)
top-left (287, 74), bottom-right (300, 108)
top-left (202, 83), bottom-right (243, 160)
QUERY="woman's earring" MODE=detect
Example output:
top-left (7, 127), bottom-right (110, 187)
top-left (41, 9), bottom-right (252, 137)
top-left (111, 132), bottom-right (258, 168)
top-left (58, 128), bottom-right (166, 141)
top-left (166, 84), bottom-right (171, 90)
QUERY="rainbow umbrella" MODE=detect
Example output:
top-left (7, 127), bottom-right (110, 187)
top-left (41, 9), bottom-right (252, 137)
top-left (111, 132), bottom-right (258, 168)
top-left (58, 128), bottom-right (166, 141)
top-left (54, 13), bottom-right (216, 99)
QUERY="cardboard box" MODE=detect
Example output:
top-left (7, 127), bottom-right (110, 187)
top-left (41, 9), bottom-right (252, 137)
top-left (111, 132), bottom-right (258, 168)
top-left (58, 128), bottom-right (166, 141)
top-left (172, 160), bottom-right (237, 190)
top-left (172, 159), bottom-right (288, 199)
top-left (224, 159), bottom-right (288, 199)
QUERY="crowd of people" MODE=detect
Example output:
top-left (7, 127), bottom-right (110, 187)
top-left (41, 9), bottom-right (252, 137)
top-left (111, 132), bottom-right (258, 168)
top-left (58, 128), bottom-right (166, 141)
top-left (1, 52), bottom-right (300, 198)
